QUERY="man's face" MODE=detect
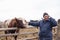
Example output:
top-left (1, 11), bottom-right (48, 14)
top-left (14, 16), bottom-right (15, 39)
top-left (43, 15), bottom-right (49, 20)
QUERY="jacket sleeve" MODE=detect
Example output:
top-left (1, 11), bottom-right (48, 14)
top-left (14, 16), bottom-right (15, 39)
top-left (50, 17), bottom-right (57, 27)
top-left (28, 21), bottom-right (40, 27)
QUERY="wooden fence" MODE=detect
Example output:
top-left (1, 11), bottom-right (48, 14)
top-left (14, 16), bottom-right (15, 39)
top-left (0, 26), bottom-right (58, 40)
top-left (0, 27), bottom-right (39, 40)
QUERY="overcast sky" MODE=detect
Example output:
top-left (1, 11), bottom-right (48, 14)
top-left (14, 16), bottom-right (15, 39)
top-left (0, 0), bottom-right (60, 21)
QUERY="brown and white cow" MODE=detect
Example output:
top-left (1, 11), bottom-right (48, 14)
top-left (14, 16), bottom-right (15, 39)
top-left (4, 17), bottom-right (29, 33)
top-left (3, 17), bottom-right (29, 40)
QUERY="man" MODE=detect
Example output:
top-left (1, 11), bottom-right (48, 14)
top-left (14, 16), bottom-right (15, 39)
top-left (29, 12), bottom-right (57, 40)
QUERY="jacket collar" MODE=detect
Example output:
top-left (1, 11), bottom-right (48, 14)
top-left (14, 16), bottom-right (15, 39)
top-left (43, 19), bottom-right (50, 22)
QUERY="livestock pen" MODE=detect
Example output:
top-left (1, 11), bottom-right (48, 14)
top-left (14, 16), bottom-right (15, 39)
top-left (0, 18), bottom-right (60, 40)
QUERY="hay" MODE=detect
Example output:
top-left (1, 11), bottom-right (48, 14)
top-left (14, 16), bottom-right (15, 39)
top-left (17, 27), bottom-right (39, 40)
top-left (6, 36), bottom-right (15, 40)
top-left (0, 31), bottom-right (6, 40)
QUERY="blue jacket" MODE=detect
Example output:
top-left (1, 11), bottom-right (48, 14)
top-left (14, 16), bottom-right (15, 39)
top-left (29, 17), bottom-right (57, 37)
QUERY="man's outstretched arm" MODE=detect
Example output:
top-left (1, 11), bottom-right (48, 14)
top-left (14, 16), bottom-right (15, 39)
top-left (28, 21), bottom-right (40, 27)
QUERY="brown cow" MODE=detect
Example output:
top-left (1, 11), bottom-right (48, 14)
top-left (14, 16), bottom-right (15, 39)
top-left (4, 17), bottom-right (28, 40)
top-left (4, 17), bottom-right (27, 33)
